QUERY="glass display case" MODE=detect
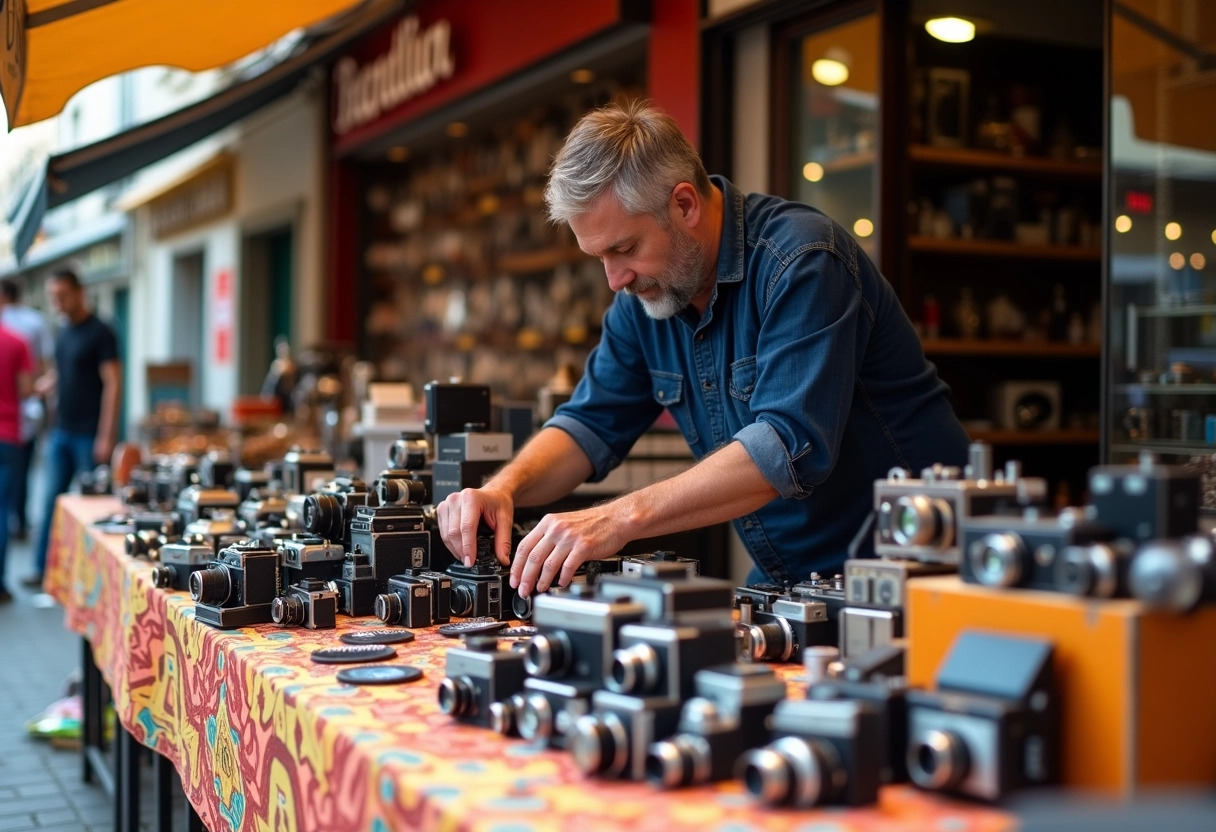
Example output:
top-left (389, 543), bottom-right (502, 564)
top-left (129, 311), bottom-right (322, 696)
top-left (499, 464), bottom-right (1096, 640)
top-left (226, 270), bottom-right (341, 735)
top-left (1105, 1), bottom-right (1216, 506)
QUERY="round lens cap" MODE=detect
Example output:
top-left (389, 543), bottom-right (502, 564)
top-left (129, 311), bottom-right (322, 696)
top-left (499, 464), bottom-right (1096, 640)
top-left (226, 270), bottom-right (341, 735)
top-left (437, 618), bottom-right (508, 638)
top-left (335, 665), bottom-right (424, 685)
top-left (339, 628), bottom-right (417, 646)
top-left (310, 644), bottom-right (397, 664)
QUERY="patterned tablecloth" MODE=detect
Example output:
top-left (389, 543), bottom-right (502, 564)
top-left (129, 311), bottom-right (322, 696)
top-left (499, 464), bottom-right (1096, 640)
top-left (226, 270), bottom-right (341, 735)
top-left (45, 495), bottom-right (1015, 832)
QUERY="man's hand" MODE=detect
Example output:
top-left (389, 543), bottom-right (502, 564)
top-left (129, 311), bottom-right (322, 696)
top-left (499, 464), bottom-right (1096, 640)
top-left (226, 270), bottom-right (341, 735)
top-left (511, 505), bottom-right (627, 598)
top-left (436, 486), bottom-right (516, 567)
top-left (94, 435), bottom-right (115, 466)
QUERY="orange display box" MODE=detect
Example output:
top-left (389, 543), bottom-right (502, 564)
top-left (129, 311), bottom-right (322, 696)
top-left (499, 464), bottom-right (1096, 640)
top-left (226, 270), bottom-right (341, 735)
top-left (907, 575), bottom-right (1216, 795)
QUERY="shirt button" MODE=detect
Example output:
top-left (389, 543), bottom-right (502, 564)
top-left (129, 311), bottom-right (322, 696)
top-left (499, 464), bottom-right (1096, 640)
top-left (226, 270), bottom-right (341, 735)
top-left (702, 381), bottom-right (713, 391)
top-left (696, 333), bottom-right (705, 341)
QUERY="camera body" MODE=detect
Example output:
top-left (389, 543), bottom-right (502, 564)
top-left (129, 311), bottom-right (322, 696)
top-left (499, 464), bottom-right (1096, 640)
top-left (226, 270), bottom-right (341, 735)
top-left (808, 676), bottom-right (910, 783)
top-left (1129, 535), bottom-right (1216, 612)
top-left (303, 477), bottom-right (371, 547)
top-left (905, 630), bottom-right (1058, 801)
top-left (423, 381), bottom-right (492, 436)
top-left (733, 583), bottom-right (793, 614)
top-left (647, 664), bottom-right (787, 789)
top-left (271, 578), bottom-right (338, 630)
top-left (740, 698), bottom-right (883, 808)
top-left (280, 448), bottom-right (336, 497)
top-left (959, 508), bottom-right (1114, 591)
top-left (874, 457), bottom-right (1044, 564)
top-left (620, 550), bottom-right (700, 579)
top-left (151, 540), bottom-right (214, 590)
top-left (446, 533), bottom-right (513, 620)
top-left (190, 540), bottom-right (282, 629)
top-left (197, 450), bottom-right (235, 490)
top-left (518, 676), bottom-right (596, 749)
top-left (1089, 457), bottom-right (1199, 542)
top-left (331, 550), bottom-right (378, 616)
top-left (374, 573), bottom-right (434, 628)
top-left (607, 621), bottom-right (738, 701)
top-left (438, 637), bottom-right (529, 729)
top-left (181, 514), bottom-right (246, 556)
top-left (388, 432), bottom-right (429, 471)
top-left (176, 485), bottom-right (242, 526)
top-left (238, 489), bottom-right (289, 533)
top-left (524, 590), bottom-right (648, 688)
top-left (738, 599), bottom-right (831, 663)
top-left (596, 561), bottom-right (734, 627)
top-left (278, 534), bottom-right (346, 584)
top-left (349, 504), bottom-right (430, 588)
top-left (232, 467), bottom-right (270, 502)
top-left (839, 558), bottom-right (954, 658)
top-left (570, 691), bottom-right (685, 781)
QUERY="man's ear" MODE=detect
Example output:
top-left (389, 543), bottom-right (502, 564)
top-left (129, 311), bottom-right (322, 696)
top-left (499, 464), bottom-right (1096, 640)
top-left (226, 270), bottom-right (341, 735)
top-left (669, 182), bottom-right (702, 230)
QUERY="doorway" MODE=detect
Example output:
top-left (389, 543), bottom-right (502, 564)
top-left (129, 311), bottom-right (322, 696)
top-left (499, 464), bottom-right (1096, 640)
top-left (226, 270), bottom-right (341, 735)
top-left (241, 226), bottom-right (294, 395)
top-left (170, 250), bottom-right (205, 408)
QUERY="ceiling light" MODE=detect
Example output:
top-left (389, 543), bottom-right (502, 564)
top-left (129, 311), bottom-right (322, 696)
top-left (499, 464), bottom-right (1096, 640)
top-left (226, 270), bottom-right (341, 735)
top-left (570, 68), bottom-right (595, 84)
top-left (1114, 215), bottom-right (1132, 233)
top-left (811, 47), bottom-right (850, 86)
top-left (1169, 252), bottom-right (1185, 270)
top-left (1192, 253), bottom-right (1206, 270)
top-left (853, 218), bottom-right (874, 238)
top-left (1165, 221), bottom-right (1182, 241)
top-left (802, 162), bottom-right (824, 182)
top-left (925, 17), bottom-right (976, 43)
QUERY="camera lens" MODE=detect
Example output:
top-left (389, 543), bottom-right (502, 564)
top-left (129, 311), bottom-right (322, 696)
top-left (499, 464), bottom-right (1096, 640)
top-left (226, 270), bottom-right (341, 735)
top-left (389, 436), bottom-right (428, 470)
top-left (1057, 544), bottom-right (1119, 598)
top-left (511, 592), bottom-right (533, 620)
top-left (608, 643), bottom-right (660, 694)
top-left (892, 496), bottom-right (953, 548)
top-left (189, 566), bottom-right (232, 606)
top-left (908, 728), bottom-right (969, 791)
top-left (150, 565), bottom-right (174, 589)
top-left (450, 584), bottom-right (476, 618)
top-left (1129, 538), bottom-right (1206, 612)
top-left (303, 493), bottom-right (343, 541)
top-left (523, 632), bottom-right (570, 678)
top-left (517, 693), bottom-right (552, 740)
top-left (968, 533), bottom-right (1025, 587)
top-left (437, 676), bottom-right (476, 716)
top-left (569, 714), bottom-right (628, 777)
top-left (271, 595), bottom-right (304, 626)
top-left (746, 616), bottom-right (795, 663)
top-left (740, 736), bottom-right (836, 808)
top-left (647, 734), bottom-right (711, 788)
top-left (488, 697), bottom-right (520, 735)
top-left (374, 592), bottom-right (403, 624)
top-left (377, 477), bottom-right (426, 507)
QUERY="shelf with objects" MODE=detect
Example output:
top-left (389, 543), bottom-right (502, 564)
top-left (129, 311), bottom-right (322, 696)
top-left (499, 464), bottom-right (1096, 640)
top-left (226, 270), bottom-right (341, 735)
top-left (1103, 0), bottom-right (1216, 511)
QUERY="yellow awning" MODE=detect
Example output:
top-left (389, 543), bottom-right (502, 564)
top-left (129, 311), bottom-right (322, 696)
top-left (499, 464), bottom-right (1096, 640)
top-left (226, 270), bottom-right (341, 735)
top-left (2, 0), bottom-right (374, 128)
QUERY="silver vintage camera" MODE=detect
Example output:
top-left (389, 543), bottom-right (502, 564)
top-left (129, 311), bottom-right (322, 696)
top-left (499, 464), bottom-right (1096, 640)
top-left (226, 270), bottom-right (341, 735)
top-left (271, 579), bottom-right (338, 630)
top-left (278, 534), bottom-right (345, 584)
top-left (190, 540), bottom-right (282, 629)
top-left (152, 539), bottom-right (214, 591)
top-left (607, 621), bottom-right (738, 701)
top-left (374, 573), bottom-right (434, 628)
top-left (569, 690), bottom-right (685, 781)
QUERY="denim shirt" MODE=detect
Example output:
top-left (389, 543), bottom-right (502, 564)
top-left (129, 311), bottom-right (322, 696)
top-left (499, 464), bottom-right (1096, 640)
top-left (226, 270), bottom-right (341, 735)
top-left (546, 176), bottom-right (970, 583)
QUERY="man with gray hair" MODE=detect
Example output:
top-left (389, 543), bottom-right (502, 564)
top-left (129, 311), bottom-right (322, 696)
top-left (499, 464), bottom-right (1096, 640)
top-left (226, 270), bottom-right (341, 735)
top-left (437, 100), bottom-right (969, 597)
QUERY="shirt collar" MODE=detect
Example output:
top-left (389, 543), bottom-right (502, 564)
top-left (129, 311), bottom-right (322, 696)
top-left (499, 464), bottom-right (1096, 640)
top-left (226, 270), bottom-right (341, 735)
top-left (711, 174), bottom-right (745, 285)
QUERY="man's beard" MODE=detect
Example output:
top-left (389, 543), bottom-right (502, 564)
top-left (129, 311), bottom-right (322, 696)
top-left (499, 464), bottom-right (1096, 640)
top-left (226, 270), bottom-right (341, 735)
top-left (625, 228), bottom-right (709, 320)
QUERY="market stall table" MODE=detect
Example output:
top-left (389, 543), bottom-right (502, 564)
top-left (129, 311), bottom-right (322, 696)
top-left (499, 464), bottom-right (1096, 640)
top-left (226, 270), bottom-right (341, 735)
top-left (44, 494), bottom-right (1014, 832)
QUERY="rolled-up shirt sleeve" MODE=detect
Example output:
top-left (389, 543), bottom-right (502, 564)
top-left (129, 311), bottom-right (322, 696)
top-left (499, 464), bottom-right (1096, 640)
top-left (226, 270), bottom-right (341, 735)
top-left (733, 237), bottom-right (871, 500)
top-left (543, 298), bottom-right (663, 482)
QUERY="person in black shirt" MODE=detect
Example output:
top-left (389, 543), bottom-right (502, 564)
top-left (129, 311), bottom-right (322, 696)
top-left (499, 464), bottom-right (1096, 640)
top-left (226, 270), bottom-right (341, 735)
top-left (24, 267), bottom-right (121, 586)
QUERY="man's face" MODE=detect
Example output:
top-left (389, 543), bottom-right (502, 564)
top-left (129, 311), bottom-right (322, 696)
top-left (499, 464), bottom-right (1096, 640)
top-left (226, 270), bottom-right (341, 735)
top-left (569, 190), bottom-right (710, 320)
top-left (46, 278), bottom-right (82, 318)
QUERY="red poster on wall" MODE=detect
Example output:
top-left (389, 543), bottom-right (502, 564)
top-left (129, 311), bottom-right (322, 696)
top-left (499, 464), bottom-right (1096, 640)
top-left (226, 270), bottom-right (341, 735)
top-left (213, 267), bottom-right (234, 364)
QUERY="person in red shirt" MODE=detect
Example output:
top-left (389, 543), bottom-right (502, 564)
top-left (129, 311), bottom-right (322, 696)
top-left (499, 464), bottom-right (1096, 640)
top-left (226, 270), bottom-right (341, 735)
top-left (0, 324), bottom-right (34, 602)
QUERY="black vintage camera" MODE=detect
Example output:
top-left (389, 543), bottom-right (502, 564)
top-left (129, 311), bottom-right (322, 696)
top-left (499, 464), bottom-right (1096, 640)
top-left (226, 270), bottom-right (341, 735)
top-left (423, 380), bottom-right (491, 436)
top-left (373, 476), bottom-right (427, 508)
top-left (1054, 539), bottom-right (1136, 598)
top-left (905, 630), bottom-right (1058, 802)
top-left (151, 539), bottom-right (214, 591)
top-left (75, 465), bottom-right (112, 495)
top-left (621, 550), bottom-right (699, 578)
top-left (596, 561), bottom-right (734, 626)
top-left (125, 529), bottom-right (167, 560)
top-left (873, 444), bottom-right (1045, 564)
top-left (646, 664), bottom-right (787, 789)
top-left (197, 450), bottom-right (235, 489)
top-left (349, 503), bottom-right (430, 587)
top-left (524, 588), bottom-right (648, 688)
top-left (176, 485), bottom-right (242, 526)
top-left (271, 579), bottom-right (338, 630)
top-left (438, 636), bottom-right (529, 730)
top-left (181, 513), bottom-right (247, 556)
top-left (446, 535), bottom-right (513, 621)
top-left (190, 540), bottom-right (282, 629)
top-left (280, 448), bottom-right (336, 497)
top-left (607, 621), bottom-right (738, 701)
top-left (808, 674), bottom-right (910, 784)
top-left (739, 698), bottom-right (883, 808)
top-left (1088, 454), bottom-right (1199, 542)
top-left (238, 488), bottom-right (290, 533)
top-left (373, 573), bottom-right (434, 628)
top-left (233, 467), bottom-right (270, 502)
top-left (959, 507), bottom-right (1113, 591)
top-left (388, 432), bottom-right (430, 471)
top-left (303, 477), bottom-right (371, 547)
top-left (570, 691), bottom-right (684, 781)
top-left (517, 677), bottom-right (594, 749)
top-left (1129, 535), bottom-right (1216, 612)
top-left (733, 583), bottom-right (793, 614)
top-left (331, 550), bottom-right (378, 617)
top-left (278, 534), bottom-right (345, 584)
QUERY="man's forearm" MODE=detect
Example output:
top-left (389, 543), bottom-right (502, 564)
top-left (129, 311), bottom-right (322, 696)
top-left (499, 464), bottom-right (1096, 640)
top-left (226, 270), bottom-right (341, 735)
top-left (612, 440), bottom-right (778, 540)
top-left (98, 376), bottom-right (121, 445)
top-left (487, 426), bottom-right (594, 507)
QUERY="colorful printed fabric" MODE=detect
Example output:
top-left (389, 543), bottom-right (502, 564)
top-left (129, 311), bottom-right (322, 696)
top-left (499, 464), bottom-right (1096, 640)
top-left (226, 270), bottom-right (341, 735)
top-left (45, 495), bottom-right (1015, 832)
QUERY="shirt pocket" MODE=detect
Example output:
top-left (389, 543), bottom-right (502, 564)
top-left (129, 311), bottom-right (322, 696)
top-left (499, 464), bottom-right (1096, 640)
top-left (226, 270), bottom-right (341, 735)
top-left (649, 369), bottom-right (699, 445)
top-left (729, 355), bottom-right (758, 401)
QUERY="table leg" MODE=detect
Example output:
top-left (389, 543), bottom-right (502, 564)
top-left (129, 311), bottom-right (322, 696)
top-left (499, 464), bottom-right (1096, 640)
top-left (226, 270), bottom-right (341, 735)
top-left (186, 801), bottom-right (207, 832)
top-left (81, 637), bottom-right (115, 795)
top-left (154, 752), bottom-right (174, 832)
top-left (117, 725), bottom-right (142, 832)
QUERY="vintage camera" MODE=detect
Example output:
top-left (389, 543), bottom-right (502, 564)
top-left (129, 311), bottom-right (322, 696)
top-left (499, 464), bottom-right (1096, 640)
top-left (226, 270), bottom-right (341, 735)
top-left (75, 465), bottom-right (112, 495)
top-left (349, 504), bottom-right (430, 587)
top-left (596, 561), bottom-right (734, 627)
top-left (446, 535), bottom-right (513, 620)
top-left (331, 550), bottom-right (378, 617)
top-left (524, 588), bottom-right (648, 688)
top-left (197, 450), bottom-right (235, 489)
top-left (435, 426), bottom-right (513, 464)
top-left (423, 380), bottom-right (491, 436)
top-left (250, 525), bottom-right (300, 550)
top-left (271, 579), bottom-right (338, 630)
top-left (303, 477), bottom-right (371, 547)
top-left (517, 677), bottom-right (595, 749)
top-left (808, 673), bottom-right (910, 784)
top-left (874, 444), bottom-right (1045, 563)
top-left (278, 534), bottom-right (345, 584)
top-left (190, 540), bottom-right (282, 629)
top-left (607, 621), bottom-right (738, 701)
top-left (621, 550), bottom-right (699, 578)
top-left (1129, 534), bottom-right (1216, 612)
top-left (374, 573), bottom-right (435, 628)
top-left (280, 448), bottom-right (336, 496)
top-left (151, 538), bottom-right (214, 591)
top-left (233, 467), bottom-right (270, 502)
top-left (647, 664), bottom-right (787, 789)
top-left (906, 630), bottom-right (1058, 802)
top-left (373, 476), bottom-right (428, 508)
top-left (1089, 454), bottom-right (1200, 542)
top-left (238, 488), bottom-right (290, 532)
top-left (125, 529), bottom-right (166, 560)
top-left (388, 432), bottom-right (430, 471)
top-left (570, 691), bottom-right (684, 781)
top-left (431, 459), bottom-right (506, 505)
top-left (739, 698), bottom-right (883, 808)
top-left (959, 507), bottom-right (1114, 591)
top-left (733, 583), bottom-right (793, 614)
top-left (840, 558), bottom-right (954, 659)
top-left (1054, 539), bottom-right (1136, 598)
top-left (176, 485), bottom-right (242, 526)
top-left (736, 597), bottom-right (831, 663)
top-left (438, 636), bottom-right (529, 730)
top-left (181, 512), bottom-right (246, 556)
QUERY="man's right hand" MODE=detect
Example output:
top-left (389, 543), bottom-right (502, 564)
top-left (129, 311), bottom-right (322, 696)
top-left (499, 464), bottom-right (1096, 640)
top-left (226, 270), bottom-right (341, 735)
top-left (436, 486), bottom-right (516, 568)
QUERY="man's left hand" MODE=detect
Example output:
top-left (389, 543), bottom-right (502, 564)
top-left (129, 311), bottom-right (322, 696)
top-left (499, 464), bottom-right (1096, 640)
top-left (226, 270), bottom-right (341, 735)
top-left (511, 506), bottom-right (626, 598)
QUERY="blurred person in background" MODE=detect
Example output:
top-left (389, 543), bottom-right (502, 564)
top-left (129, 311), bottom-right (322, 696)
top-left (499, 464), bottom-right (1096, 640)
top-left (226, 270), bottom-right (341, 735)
top-left (0, 317), bottom-right (34, 602)
top-left (24, 267), bottom-right (121, 588)
top-left (0, 278), bottom-right (53, 542)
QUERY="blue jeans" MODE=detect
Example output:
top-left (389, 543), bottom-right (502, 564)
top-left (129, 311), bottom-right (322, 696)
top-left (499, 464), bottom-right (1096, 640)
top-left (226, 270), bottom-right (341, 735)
top-left (33, 429), bottom-right (96, 576)
top-left (0, 441), bottom-right (18, 592)
top-left (9, 436), bottom-right (35, 533)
